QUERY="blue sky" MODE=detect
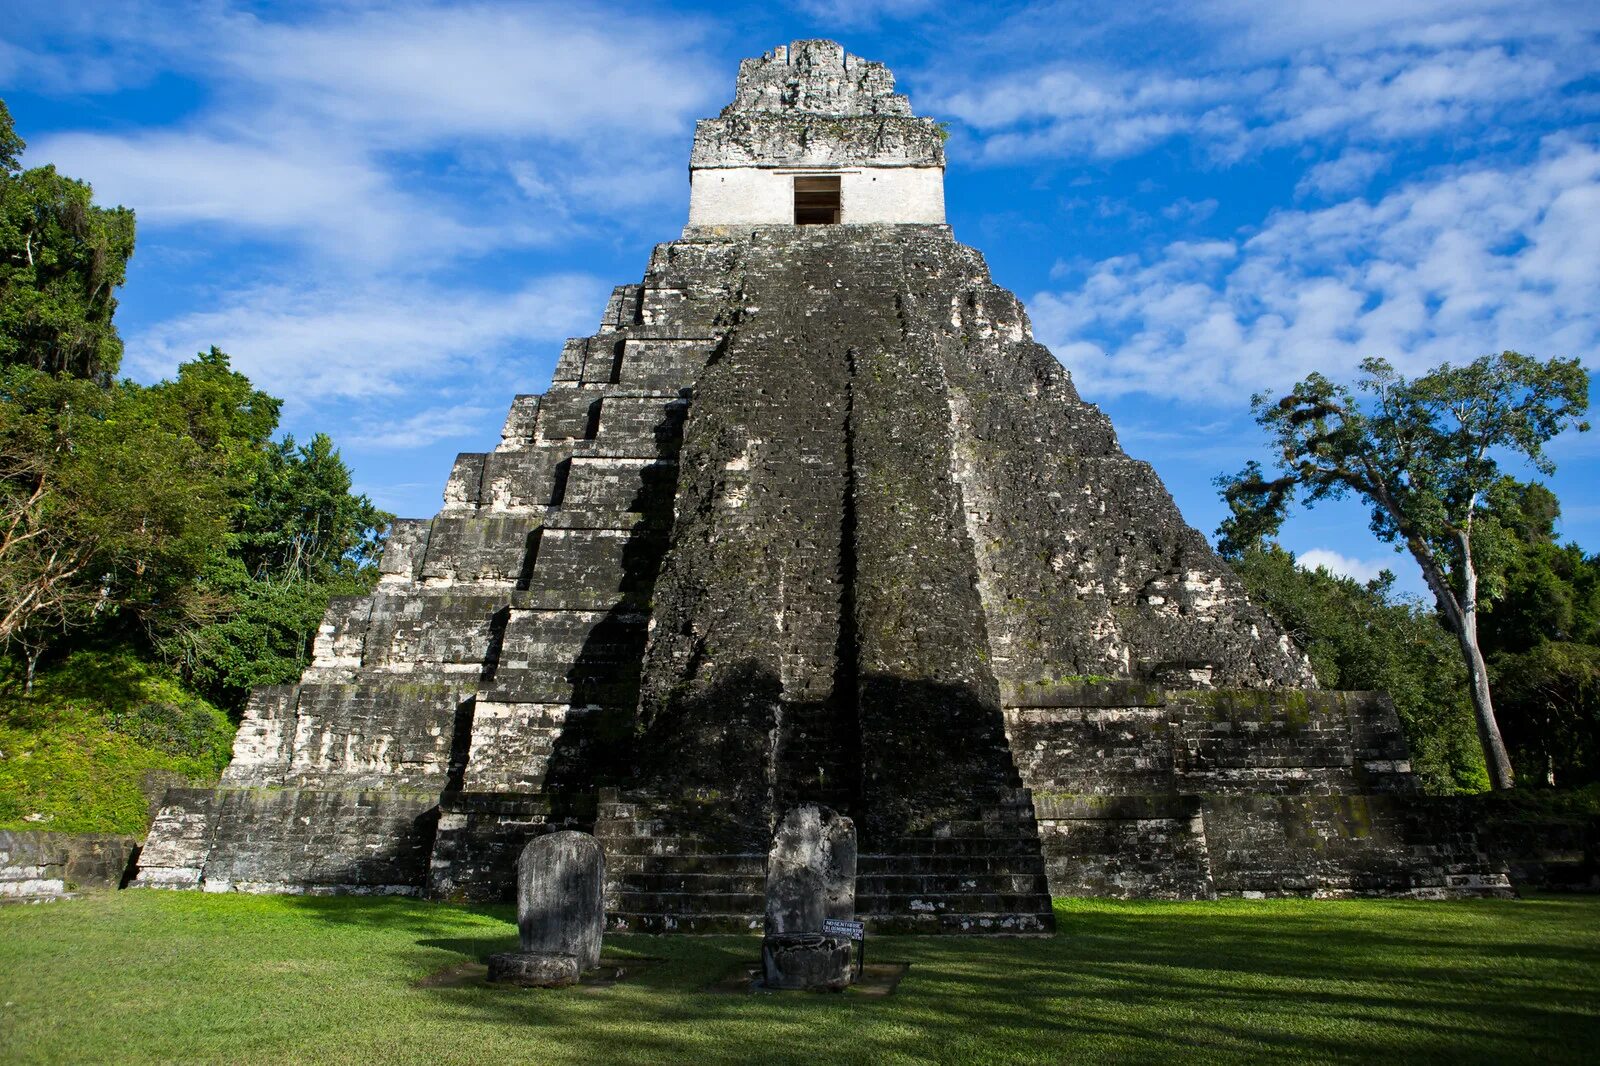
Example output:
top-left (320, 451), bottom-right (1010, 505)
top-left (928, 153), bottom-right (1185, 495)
top-left (3, 0), bottom-right (1597, 595)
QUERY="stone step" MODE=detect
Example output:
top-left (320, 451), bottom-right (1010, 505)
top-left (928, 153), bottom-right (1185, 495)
top-left (611, 872), bottom-right (767, 895)
top-left (604, 853), bottom-right (764, 876)
top-left (860, 838), bottom-right (1048, 857)
top-left (610, 890), bottom-right (765, 914)
top-left (864, 911), bottom-right (1055, 936)
top-left (912, 818), bottom-right (1042, 837)
top-left (856, 892), bottom-right (1055, 915)
top-left (857, 873), bottom-right (1051, 895)
top-left (592, 817), bottom-right (671, 837)
top-left (596, 836), bottom-right (753, 858)
top-left (606, 912), bottom-right (761, 935)
top-left (856, 854), bottom-right (1051, 875)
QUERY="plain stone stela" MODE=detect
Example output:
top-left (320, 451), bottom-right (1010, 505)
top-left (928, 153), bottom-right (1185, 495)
top-left (686, 40), bottom-right (947, 230)
top-left (516, 831), bottom-right (605, 970)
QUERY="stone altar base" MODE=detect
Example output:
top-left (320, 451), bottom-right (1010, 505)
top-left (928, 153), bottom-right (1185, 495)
top-left (486, 951), bottom-right (581, 988)
top-left (761, 933), bottom-right (854, 991)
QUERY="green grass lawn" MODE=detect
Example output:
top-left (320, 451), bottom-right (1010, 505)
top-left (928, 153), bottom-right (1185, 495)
top-left (2, 892), bottom-right (1596, 1065)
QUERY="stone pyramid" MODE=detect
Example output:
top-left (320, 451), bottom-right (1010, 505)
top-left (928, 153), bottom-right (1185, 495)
top-left (137, 41), bottom-right (1509, 928)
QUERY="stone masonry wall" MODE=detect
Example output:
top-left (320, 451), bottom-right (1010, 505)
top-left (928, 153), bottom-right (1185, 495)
top-left (0, 831), bottom-right (138, 899)
top-left (1006, 682), bottom-right (1507, 898)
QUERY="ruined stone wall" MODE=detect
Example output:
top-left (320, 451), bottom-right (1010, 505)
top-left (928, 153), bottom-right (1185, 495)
top-left (0, 831), bottom-right (138, 899)
top-left (1005, 682), bottom-right (1506, 898)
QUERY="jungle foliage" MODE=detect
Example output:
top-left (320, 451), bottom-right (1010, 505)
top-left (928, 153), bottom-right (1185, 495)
top-left (1229, 481), bottom-right (1600, 792)
top-left (1218, 353), bottom-right (1591, 789)
top-left (0, 101), bottom-right (134, 381)
top-left (0, 99), bottom-right (388, 830)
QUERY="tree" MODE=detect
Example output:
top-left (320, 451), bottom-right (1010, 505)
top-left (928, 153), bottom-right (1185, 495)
top-left (165, 428), bottom-right (390, 707)
top-left (1230, 545), bottom-right (1487, 792)
top-left (1492, 641), bottom-right (1600, 788)
top-left (1477, 482), bottom-right (1600, 658)
top-left (0, 366), bottom-right (230, 688)
top-left (1217, 352), bottom-right (1590, 789)
top-left (0, 100), bottom-right (136, 381)
top-left (1470, 481), bottom-right (1600, 787)
top-left (128, 348), bottom-right (391, 706)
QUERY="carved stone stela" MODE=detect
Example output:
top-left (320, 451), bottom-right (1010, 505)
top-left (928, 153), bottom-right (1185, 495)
top-left (762, 805), bottom-right (857, 990)
top-left (135, 40), bottom-right (1511, 929)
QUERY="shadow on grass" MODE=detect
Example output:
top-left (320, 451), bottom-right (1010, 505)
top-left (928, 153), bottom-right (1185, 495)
top-left (268, 894), bottom-right (1600, 1064)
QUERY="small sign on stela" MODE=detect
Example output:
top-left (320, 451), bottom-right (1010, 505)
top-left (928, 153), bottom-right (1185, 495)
top-left (822, 917), bottom-right (866, 979)
top-left (822, 918), bottom-right (864, 940)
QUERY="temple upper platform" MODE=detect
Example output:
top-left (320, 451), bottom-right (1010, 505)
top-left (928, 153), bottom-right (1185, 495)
top-left (686, 40), bottom-right (946, 230)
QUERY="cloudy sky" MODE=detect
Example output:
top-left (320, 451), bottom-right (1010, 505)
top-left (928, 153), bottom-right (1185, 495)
top-left (3, 0), bottom-right (1596, 593)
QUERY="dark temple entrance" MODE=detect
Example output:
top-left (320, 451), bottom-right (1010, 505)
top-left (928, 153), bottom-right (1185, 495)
top-left (794, 175), bottom-right (842, 224)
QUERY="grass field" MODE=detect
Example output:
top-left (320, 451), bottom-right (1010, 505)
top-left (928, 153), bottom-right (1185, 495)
top-left (2, 891), bottom-right (1596, 1065)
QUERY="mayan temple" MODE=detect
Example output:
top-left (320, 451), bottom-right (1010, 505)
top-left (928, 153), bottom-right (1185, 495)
top-left (135, 41), bottom-right (1510, 929)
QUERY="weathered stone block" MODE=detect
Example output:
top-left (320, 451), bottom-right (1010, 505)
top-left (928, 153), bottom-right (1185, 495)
top-left (764, 805), bottom-right (856, 936)
top-left (486, 951), bottom-right (580, 987)
top-left (761, 933), bottom-right (854, 992)
top-left (0, 831), bottom-right (139, 898)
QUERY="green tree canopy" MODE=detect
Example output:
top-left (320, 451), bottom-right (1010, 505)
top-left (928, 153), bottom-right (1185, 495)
top-left (1218, 352), bottom-right (1590, 789)
top-left (1230, 546), bottom-right (1487, 793)
top-left (0, 100), bottom-right (135, 380)
top-left (0, 365), bottom-right (231, 685)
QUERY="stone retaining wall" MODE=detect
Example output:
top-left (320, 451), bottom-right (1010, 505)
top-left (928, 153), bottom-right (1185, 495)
top-left (0, 831), bottom-right (138, 900)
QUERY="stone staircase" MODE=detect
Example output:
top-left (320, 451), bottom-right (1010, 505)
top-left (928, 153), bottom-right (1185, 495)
top-left (594, 788), bottom-right (1055, 935)
top-left (594, 792), bottom-right (766, 933)
top-left (858, 790), bottom-right (1055, 934)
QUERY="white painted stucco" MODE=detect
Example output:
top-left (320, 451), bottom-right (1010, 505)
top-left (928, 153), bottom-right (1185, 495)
top-left (687, 166), bottom-right (945, 227)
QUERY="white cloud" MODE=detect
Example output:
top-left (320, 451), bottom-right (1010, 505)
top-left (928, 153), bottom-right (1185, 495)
top-left (936, 67), bottom-right (1247, 161)
top-left (792, 0), bottom-right (938, 27)
top-left (1297, 547), bottom-right (1392, 583)
top-left (1296, 149), bottom-right (1391, 199)
top-left (128, 274), bottom-right (607, 402)
top-left (11, 3), bottom-right (714, 266)
top-left (1032, 137), bottom-right (1600, 403)
top-left (347, 404), bottom-right (497, 451)
top-left (217, 5), bottom-right (716, 145)
top-left (1256, 44), bottom-right (1565, 146)
top-left (1162, 197), bottom-right (1219, 223)
top-left (36, 127), bottom-right (504, 264)
top-left (926, 2), bottom-right (1598, 163)
top-left (1197, 0), bottom-right (1599, 55)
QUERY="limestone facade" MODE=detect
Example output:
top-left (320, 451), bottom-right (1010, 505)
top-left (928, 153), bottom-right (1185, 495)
top-left (686, 41), bottom-right (946, 228)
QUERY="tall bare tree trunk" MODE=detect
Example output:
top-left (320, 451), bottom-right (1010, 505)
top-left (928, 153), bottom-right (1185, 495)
top-left (1409, 528), bottom-right (1515, 790)
top-left (1457, 620), bottom-right (1515, 789)
top-left (1454, 531), bottom-right (1515, 789)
